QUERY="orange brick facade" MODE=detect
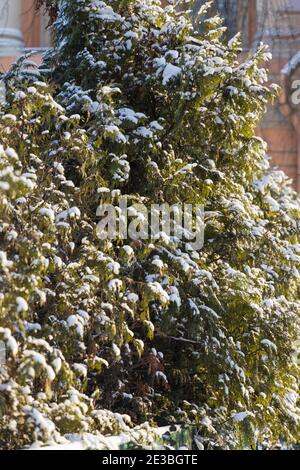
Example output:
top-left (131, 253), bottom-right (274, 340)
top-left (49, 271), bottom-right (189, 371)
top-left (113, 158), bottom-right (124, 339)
top-left (163, 0), bottom-right (300, 189)
top-left (254, 0), bottom-right (300, 190)
top-left (1, 1), bottom-right (300, 189)
top-left (21, 0), bottom-right (41, 48)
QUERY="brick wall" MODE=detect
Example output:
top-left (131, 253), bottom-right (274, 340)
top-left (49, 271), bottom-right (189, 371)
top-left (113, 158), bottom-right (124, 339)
top-left (255, 0), bottom-right (300, 189)
top-left (162, 1), bottom-right (300, 187)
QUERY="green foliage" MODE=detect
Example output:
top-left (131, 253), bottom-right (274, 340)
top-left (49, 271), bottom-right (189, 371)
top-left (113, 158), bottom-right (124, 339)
top-left (1, 0), bottom-right (300, 449)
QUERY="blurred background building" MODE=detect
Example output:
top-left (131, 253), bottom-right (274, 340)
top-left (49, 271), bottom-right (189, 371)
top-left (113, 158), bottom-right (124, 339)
top-left (2, 0), bottom-right (300, 189)
top-left (0, 0), bottom-right (50, 71)
top-left (192, 0), bottom-right (300, 189)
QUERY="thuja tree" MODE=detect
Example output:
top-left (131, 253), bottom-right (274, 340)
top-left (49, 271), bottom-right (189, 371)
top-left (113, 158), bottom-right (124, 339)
top-left (1, 0), bottom-right (300, 449)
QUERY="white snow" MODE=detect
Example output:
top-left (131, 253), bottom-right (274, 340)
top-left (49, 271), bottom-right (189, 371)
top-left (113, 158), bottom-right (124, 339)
top-left (117, 108), bottom-right (146, 124)
top-left (122, 245), bottom-right (134, 257)
top-left (233, 411), bottom-right (255, 422)
top-left (2, 114), bottom-right (17, 122)
top-left (14, 91), bottom-right (26, 100)
top-left (55, 207), bottom-right (81, 222)
top-left (27, 87), bottom-right (37, 95)
top-left (16, 297), bottom-right (28, 313)
top-left (97, 5), bottom-right (122, 22)
top-left (0, 182), bottom-right (10, 191)
top-left (67, 315), bottom-right (84, 338)
top-left (155, 371), bottom-right (168, 383)
top-left (147, 282), bottom-right (169, 305)
top-left (151, 258), bottom-right (164, 269)
top-left (108, 278), bottom-right (123, 292)
top-left (52, 358), bottom-right (62, 373)
top-left (134, 126), bottom-right (153, 139)
top-left (39, 208), bottom-right (55, 222)
top-left (127, 292), bottom-right (139, 303)
top-left (104, 125), bottom-right (127, 143)
top-left (0, 251), bottom-right (13, 268)
top-left (169, 286), bottom-right (181, 308)
top-left (162, 63), bottom-right (182, 85)
top-left (112, 343), bottom-right (121, 357)
top-left (6, 336), bottom-right (18, 356)
top-left (261, 339), bottom-right (278, 353)
top-left (73, 363), bottom-right (88, 377)
top-left (25, 407), bottom-right (56, 435)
